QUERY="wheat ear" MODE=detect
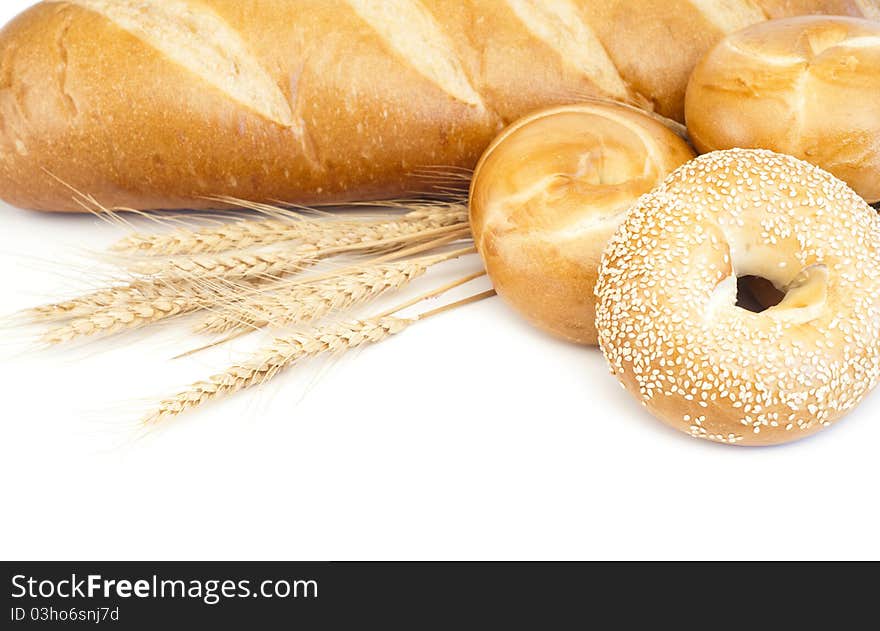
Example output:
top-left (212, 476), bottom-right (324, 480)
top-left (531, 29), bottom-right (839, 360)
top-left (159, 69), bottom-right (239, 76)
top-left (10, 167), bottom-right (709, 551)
top-left (124, 223), bottom-right (468, 281)
top-left (144, 317), bottom-right (413, 423)
top-left (111, 203), bottom-right (469, 256)
top-left (125, 247), bottom-right (319, 280)
top-left (24, 277), bottom-right (224, 323)
top-left (144, 280), bottom-right (494, 424)
top-left (38, 276), bottom-right (266, 343)
top-left (196, 247), bottom-right (473, 334)
top-left (25, 275), bottom-right (273, 324)
top-left (42, 296), bottom-right (199, 345)
top-left (24, 284), bottom-right (159, 323)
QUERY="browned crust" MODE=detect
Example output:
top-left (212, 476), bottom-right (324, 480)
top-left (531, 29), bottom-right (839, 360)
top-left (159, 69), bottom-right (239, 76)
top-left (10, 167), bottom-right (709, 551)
top-left (470, 102), bottom-right (694, 345)
top-left (0, 0), bottom-right (877, 212)
top-left (685, 15), bottom-right (880, 203)
top-left (596, 149), bottom-right (880, 446)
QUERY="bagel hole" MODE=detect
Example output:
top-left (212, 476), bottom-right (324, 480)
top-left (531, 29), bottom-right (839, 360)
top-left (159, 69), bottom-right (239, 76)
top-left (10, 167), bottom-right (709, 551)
top-left (736, 276), bottom-right (785, 313)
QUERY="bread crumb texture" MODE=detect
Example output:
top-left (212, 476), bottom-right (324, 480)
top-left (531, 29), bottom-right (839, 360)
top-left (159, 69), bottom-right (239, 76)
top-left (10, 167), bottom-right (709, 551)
top-left (595, 149), bottom-right (880, 445)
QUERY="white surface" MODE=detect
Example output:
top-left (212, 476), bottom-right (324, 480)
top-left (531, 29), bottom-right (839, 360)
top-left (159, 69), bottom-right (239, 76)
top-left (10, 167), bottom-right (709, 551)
top-left (1, 1), bottom-right (879, 561)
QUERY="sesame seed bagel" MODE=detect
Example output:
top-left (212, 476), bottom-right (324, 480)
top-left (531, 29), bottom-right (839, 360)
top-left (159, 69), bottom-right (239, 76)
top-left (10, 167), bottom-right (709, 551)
top-left (595, 148), bottom-right (880, 446)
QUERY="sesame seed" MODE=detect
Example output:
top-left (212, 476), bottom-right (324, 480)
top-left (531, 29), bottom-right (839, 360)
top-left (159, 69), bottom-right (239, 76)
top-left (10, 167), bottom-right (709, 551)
top-left (594, 149), bottom-right (880, 446)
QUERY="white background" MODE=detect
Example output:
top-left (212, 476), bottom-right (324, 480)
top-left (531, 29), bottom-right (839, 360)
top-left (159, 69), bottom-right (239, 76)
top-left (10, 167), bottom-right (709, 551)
top-left (2, 1), bottom-right (879, 561)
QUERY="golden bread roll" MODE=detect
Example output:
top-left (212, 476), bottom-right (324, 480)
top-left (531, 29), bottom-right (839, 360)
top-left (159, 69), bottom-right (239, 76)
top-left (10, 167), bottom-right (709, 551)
top-left (686, 16), bottom-right (880, 202)
top-left (469, 102), bottom-right (695, 345)
top-left (0, 1), bottom-right (877, 212)
top-left (596, 149), bottom-right (880, 446)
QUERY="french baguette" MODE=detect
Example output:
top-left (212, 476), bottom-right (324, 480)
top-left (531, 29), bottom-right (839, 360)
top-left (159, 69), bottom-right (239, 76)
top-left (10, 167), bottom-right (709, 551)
top-left (0, 0), bottom-right (877, 212)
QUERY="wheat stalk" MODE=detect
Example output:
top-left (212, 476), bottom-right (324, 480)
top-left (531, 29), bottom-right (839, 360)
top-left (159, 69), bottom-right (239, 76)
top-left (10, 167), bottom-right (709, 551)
top-left (196, 264), bottom-right (425, 333)
top-left (42, 295), bottom-right (199, 345)
top-left (195, 249), bottom-right (469, 334)
top-left (144, 280), bottom-right (494, 425)
top-left (144, 316), bottom-right (413, 424)
top-left (113, 219), bottom-right (294, 255)
top-left (126, 247), bottom-right (319, 280)
top-left (25, 284), bottom-right (161, 323)
top-left (112, 203), bottom-right (469, 256)
top-left (24, 274), bottom-right (261, 323)
top-left (302, 207), bottom-right (469, 250)
top-left (25, 279), bottom-right (209, 323)
top-left (123, 223), bottom-right (468, 282)
top-left (29, 228), bottom-right (472, 344)
top-left (38, 276), bottom-right (270, 343)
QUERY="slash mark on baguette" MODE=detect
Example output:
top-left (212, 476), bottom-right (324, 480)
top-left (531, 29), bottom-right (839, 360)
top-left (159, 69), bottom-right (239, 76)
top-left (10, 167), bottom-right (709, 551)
top-left (686, 0), bottom-right (766, 33)
top-left (346, 0), bottom-right (485, 109)
top-left (66, 0), bottom-right (297, 129)
top-left (55, 13), bottom-right (79, 117)
top-left (505, 0), bottom-right (628, 100)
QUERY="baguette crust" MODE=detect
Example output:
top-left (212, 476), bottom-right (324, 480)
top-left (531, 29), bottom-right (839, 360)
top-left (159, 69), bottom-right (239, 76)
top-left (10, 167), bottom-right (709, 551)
top-left (582, 0), bottom-right (765, 121)
top-left (0, 0), bottom-right (877, 212)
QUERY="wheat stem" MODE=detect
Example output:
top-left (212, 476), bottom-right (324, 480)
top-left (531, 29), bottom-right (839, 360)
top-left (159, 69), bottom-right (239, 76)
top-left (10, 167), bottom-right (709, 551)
top-left (374, 270), bottom-right (487, 318)
top-left (416, 289), bottom-right (497, 320)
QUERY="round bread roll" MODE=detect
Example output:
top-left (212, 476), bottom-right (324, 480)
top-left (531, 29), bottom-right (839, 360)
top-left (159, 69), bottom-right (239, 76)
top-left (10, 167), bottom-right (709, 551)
top-left (469, 102), bottom-right (695, 344)
top-left (595, 149), bottom-right (880, 446)
top-left (685, 16), bottom-right (880, 203)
